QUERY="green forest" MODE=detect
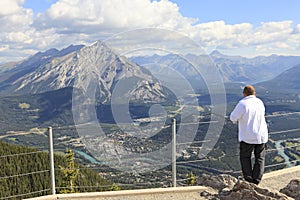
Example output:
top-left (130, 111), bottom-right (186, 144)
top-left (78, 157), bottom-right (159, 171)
top-left (0, 141), bottom-right (112, 199)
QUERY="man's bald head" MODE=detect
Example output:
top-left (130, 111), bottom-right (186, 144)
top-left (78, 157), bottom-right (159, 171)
top-left (243, 85), bottom-right (256, 96)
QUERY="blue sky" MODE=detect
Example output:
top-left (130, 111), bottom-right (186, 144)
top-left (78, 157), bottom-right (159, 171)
top-left (170, 0), bottom-right (300, 26)
top-left (24, 0), bottom-right (300, 26)
top-left (24, 0), bottom-right (58, 14)
top-left (1, 0), bottom-right (300, 63)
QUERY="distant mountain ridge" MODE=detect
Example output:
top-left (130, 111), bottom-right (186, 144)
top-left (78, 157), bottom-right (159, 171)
top-left (131, 51), bottom-right (300, 84)
top-left (0, 41), bottom-right (169, 104)
top-left (1, 44), bottom-right (300, 98)
top-left (211, 51), bottom-right (300, 83)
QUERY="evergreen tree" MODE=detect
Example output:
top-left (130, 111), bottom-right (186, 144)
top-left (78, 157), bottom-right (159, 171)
top-left (110, 183), bottom-right (121, 191)
top-left (186, 171), bottom-right (197, 186)
top-left (59, 149), bottom-right (79, 193)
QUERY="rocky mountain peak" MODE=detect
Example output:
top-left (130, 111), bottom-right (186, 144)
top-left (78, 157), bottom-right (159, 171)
top-left (209, 50), bottom-right (225, 58)
top-left (0, 41), bottom-right (168, 104)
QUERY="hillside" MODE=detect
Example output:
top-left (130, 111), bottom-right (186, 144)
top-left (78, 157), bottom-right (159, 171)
top-left (0, 141), bottom-right (111, 199)
top-left (0, 88), bottom-right (74, 133)
top-left (256, 63), bottom-right (300, 93)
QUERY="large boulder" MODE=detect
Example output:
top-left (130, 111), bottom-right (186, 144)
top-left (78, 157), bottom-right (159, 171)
top-left (197, 174), bottom-right (237, 192)
top-left (280, 179), bottom-right (300, 199)
top-left (219, 180), bottom-right (290, 200)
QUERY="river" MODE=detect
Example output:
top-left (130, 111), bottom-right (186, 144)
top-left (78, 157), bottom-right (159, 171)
top-left (274, 140), bottom-right (296, 168)
top-left (74, 150), bottom-right (102, 164)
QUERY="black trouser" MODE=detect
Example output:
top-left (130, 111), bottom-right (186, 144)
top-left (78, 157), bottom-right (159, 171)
top-left (239, 141), bottom-right (266, 184)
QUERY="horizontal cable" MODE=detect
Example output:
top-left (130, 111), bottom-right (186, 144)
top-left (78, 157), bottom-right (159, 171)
top-left (230, 158), bottom-right (300, 174)
top-left (0, 170), bottom-right (49, 180)
top-left (0, 188), bottom-right (50, 200)
top-left (177, 121), bottom-right (219, 126)
top-left (0, 150), bottom-right (46, 159)
top-left (265, 159), bottom-right (299, 169)
top-left (52, 126), bottom-right (76, 131)
top-left (50, 121), bottom-right (214, 132)
top-left (55, 181), bottom-right (166, 190)
top-left (176, 178), bottom-right (190, 182)
top-left (176, 144), bottom-right (299, 166)
top-left (265, 112), bottom-right (300, 118)
top-left (269, 128), bottom-right (300, 135)
top-left (177, 158), bottom-right (210, 164)
top-left (55, 185), bottom-right (113, 189)
top-left (53, 148), bottom-right (70, 152)
top-left (176, 140), bottom-right (211, 146)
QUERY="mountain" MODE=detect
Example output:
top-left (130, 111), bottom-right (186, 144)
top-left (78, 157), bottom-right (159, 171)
top-left (130, 51), bottom-right (300, 84)
top-left (0, 41), bottom-right (169, 104)
top-left (256, 63), bottom-right (300, 93)
top-left (211, 51), bottom-right (300, 83)
top-left (129, 53), bottom-right (210, 92)
top-left (0, 45), bottom-right (84, 91)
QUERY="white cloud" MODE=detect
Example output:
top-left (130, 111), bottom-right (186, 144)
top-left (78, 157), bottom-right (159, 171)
top-left (0, 0), bottom-right (63, 61)
top-left (186, 20), bottom-right (300, 56)
top-left (35, 0), bottom-right (196, 32)
top-left (0, 0), bottom-right (33, 31)
top-left (188, 21), bottom-right (253, 48)
top-left (249, 21), bottom-right (293, 44)
top-left (1, 0), bottom-right (300, 63)
top-left (0, 0), bottom-right (24, 16)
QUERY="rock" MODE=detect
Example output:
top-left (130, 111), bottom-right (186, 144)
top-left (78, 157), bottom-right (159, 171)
top-left (280, 179), bottom-right (300, 199)
top-left (199, 190), bottom-right (218, 200)
top-left (219, 180), bottom-right (290, 200)
top-left (197, 174), bottom-right (237, 192)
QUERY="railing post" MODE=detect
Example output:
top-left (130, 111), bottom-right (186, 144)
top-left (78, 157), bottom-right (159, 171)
top-left (48, 127), bottom-right (56, 195)
top-left (172, 119), bottom-right (177, 187)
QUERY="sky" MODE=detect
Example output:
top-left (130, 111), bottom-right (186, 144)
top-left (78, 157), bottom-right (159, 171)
top-left (1, 0), bottom-right (300, 63)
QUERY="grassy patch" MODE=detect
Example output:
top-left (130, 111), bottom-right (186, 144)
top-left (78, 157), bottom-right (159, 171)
top-left (18, 102), bottom-right (30, 109)
top-left (273, 155), bottom-right (284, 163)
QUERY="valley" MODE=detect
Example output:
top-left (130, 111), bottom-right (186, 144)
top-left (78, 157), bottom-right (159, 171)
top-left (0, 42), bottom-right (300, 188)
top-left (0, 96), bottom-right (299, 186)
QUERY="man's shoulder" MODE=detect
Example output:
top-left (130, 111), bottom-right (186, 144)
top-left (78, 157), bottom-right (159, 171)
top-left (240, 96), bottom-right (264, 104)
top-left (253, 96), bottom-right (264, 103)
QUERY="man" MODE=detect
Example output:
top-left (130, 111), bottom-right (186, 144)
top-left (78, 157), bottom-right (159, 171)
top-left (230, 85), bottom-right (268, 185)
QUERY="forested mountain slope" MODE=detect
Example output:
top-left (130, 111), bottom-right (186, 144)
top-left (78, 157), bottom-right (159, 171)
top-left (0, 141), bottom-right (111, 199)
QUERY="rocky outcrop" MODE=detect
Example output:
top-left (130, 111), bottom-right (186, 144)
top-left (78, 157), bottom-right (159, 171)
top-left (219, 180), bottom-right (290, 200)
top-left (198, 174), bottom-right (294, 200)
top-left (198, 174), bottom-right (237, 192)
top-left (280, 179), bottom-right (300, 199)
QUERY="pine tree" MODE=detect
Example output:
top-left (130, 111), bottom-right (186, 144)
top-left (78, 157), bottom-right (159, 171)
top-left (186, 171), bottom-right (197, 186)
top-left (60, 149), bottom-right (79, 193)
top-left (110, 183), bottom-right (121, 191)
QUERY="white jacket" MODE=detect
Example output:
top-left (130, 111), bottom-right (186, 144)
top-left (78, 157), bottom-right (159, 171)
top-left (230, 95), bottom-right (268, 144)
